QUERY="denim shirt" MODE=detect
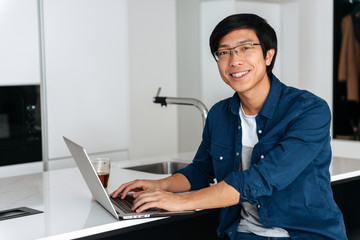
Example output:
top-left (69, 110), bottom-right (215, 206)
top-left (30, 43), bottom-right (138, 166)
top-left (176, 76), bottom-right (347, 240)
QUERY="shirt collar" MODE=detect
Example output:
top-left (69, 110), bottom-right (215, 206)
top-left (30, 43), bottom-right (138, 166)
top-left (229, 75), bottom-right (282, 119)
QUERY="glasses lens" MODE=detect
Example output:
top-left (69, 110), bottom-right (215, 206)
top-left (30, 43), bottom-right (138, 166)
top-left (241, 43), bottom-right (254, 50)
top-left (215, 49), bottom-right (229, 61)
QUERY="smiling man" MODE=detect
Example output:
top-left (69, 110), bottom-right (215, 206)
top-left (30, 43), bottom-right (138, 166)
top-left (112, 14), bottom-right (347, 240)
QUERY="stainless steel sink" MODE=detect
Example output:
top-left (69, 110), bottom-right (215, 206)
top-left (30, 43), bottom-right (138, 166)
top-left (124, 161), bottom-right (188, 174)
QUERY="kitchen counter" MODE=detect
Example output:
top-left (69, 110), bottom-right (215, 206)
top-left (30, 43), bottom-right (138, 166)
top-left (330, 156), bottom-right (360, 183)
top-left (1, 153), bottom-right (360, 240)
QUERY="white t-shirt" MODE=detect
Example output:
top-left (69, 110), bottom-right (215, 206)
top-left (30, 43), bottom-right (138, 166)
top-left (237, 104), bottom-right (289, 238)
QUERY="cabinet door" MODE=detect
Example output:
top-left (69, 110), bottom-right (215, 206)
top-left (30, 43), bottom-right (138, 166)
top-left (43, 0), bottom-right (129, 159)
top-left (0, 0), bottom-right (41, 85)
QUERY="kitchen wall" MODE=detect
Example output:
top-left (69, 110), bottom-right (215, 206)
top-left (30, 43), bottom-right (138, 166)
top-left (176, 0), bottom-right (204, 153)
top-left (128, 0), bottom-right (178, 159)
top-left (43, 0), bottom-right (130, 162)
top-left (0, 0), bottom-right (41, 86)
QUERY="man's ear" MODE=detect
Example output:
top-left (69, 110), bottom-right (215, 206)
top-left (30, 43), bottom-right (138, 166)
top-left (265, 49), bottom-right (275, 66)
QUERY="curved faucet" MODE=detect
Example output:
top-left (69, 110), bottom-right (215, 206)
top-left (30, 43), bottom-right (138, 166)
top-left (153, 87), bottom-right (208, 128)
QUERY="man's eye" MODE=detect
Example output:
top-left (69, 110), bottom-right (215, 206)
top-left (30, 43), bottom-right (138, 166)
top-left (242, 44), bottom-right (253, 50)
top-left (218, 50), bottom-right (229, 56)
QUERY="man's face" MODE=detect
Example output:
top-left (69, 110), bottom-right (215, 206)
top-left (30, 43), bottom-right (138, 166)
top-left (216, 29), bottom-right (275, 97)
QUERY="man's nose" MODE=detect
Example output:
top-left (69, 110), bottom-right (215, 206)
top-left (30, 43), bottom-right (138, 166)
top-left (229, 49), bottom-right (243, 66)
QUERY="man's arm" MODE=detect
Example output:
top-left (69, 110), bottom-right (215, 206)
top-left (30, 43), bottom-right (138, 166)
top-left (131, 180), bottom-right (240, 212)
top-left (158, 173), bottom-right (192, 192)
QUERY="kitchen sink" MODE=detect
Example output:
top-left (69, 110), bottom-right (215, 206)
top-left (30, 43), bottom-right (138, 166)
top-left (124, 161), bottom-right (188, 174)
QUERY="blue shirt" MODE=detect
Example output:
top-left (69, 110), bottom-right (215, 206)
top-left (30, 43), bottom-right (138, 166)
top-left (176, 75), bottom-right (347, 240)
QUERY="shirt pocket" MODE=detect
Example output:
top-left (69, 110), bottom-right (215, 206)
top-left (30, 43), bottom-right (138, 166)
top-left (208, 142), bottom-right (233, 181)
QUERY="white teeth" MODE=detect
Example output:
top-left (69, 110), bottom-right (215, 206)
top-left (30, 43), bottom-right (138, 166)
top-left (231, 71), bottom-right (249, 78)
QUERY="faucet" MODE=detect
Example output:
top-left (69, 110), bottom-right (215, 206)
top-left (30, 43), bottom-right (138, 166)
top-left (153, 87), bottom-right (208, 128)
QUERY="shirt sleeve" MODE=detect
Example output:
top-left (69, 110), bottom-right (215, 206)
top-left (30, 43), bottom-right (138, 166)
top-left (224, 96), bottom-right (332, 205)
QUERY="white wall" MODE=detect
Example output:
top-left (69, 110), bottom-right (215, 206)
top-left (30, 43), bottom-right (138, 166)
top-left (128, 0), bottom-right (178, 159)
top-left (295, 0), bottom-right (333, 104)
top-left (177, 0), bottom-right (203, 153)
top-left (43, 0), bottom-right (130, 161)
top-left (281, 1), bottom-right (299, 89)
top-left (0, 0), bottom-right (41, 86)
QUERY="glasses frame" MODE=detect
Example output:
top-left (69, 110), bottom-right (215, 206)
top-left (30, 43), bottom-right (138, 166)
top-left (214, 42), bottom-right (261, 61)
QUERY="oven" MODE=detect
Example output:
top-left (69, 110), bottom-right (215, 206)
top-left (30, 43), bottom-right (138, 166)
top-left (0, 85), bottom-right (42, 166)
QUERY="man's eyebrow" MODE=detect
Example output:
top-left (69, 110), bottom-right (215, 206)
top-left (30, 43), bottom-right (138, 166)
top-left (218, 39), bottom-right (255, 49)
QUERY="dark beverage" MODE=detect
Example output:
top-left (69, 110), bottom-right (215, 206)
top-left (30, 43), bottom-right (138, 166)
top-left (97, 172), bottom-right (110, 188)
top-left (91, 158), bottom-right (111, 188)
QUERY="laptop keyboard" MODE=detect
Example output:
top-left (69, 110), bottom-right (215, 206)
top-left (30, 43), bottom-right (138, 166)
top-left (111, 195), bottom-right (166, 213)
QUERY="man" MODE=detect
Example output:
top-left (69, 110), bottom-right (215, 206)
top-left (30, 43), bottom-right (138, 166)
top-left (111, 14), bottom-right (347, 240)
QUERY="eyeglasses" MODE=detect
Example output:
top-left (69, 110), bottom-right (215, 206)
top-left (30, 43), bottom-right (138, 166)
top-left (214, 42), bottom-right (261, 61)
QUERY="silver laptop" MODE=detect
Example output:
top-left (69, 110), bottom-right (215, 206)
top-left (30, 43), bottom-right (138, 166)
top-left (63, 136), bottom-right (195, 220)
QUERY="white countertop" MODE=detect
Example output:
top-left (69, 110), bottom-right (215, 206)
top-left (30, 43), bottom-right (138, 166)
top-left (0, 153), bottom-right (359, 240)
top-left (0, 152), bottom-right (192, 240)
top-left (331, 156), bottom-right (360, 183)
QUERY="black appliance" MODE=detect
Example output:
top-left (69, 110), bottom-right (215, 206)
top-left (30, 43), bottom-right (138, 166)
top-left (0, 85), bottom-right (42, 166)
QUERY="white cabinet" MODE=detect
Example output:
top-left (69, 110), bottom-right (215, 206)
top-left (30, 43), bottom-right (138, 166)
top-left (0, 0), bottom-right (41, 86)
top-left (42, 0), bottom-right (130, 161)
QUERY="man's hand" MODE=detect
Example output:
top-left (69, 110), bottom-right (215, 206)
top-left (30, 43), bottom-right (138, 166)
top-left (110, 179), bottom-right (160, 199)
top-left (131, 189), bottom-right (189, 212)
top-left (110, 173), bottom-right (191, 200)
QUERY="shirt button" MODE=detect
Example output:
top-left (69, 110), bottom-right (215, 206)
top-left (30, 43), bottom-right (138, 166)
top-left (258, 129), bottom-right (262, 134)
top-left (260, 155), bottom-right (264, 159)
top-left (219, 156), bottom-right (223, 160)
top-left (236, 152), bottom-right (239, 156)
top-left (238, 125), bottom-right (241, 130)
top-left (257, 204), bottom-right (261, 208)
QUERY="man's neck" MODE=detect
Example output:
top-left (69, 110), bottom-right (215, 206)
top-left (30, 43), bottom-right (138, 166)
top-left (238, 76), bottom-right (271, 116)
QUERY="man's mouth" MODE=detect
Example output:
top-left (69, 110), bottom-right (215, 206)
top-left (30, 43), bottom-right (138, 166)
top-left (231, 70), bottom-right (250, 78)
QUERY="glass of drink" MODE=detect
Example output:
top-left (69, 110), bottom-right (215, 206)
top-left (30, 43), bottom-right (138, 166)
top-left (91, 158), bottom-right (111, 188)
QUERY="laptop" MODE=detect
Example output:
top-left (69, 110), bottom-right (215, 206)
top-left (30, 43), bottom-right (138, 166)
top-left (63, 136), bottom-right (195, 220)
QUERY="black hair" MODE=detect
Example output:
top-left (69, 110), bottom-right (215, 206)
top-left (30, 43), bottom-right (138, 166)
top-left (209, 13), bottom-right (277, 77)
